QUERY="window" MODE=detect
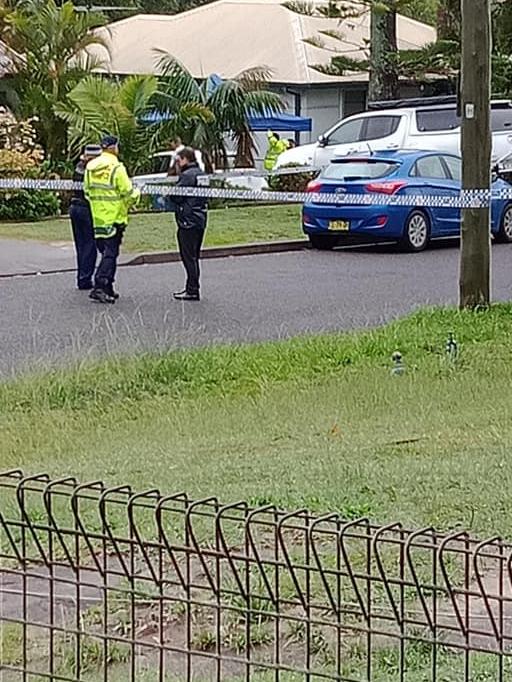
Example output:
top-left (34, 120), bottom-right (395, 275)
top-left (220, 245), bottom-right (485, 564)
top-left (153, 155), bottom-right (171, 173)
top-left (416, 108), bottom-right (460, 132)
top-left (443, 155), bottom-right (461, 181)
top-left (343, 89), bottom-right (367, 118)
top-left (361, 116), bottom-right (401, 141)
top-left (327, 118), bottom-right (364, 145)
top-left (491, 107), bottom-right (512, 132)
top-left (322, 160), bottom-right (399, 181)
top-left (411, 155), bottom-right (448, 180)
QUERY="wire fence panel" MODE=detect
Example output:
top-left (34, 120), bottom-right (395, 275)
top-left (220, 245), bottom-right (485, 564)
top-left (1, 470), bottom-right (512, 681)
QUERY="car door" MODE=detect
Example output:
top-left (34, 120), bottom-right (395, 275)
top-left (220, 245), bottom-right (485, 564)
top-left (359, 114), bottom-right (407, 152)
top-left (313, 117), bottom-right (365, 167)
top-left (411, 154), bottom-right (459, 236)
top-left (313, 114), bottom-right (406, 167)
top-left (440, 154), bottom-right (462, 232)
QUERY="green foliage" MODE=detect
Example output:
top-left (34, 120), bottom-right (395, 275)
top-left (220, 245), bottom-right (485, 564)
top-left (267, 162), bottom-right (317, 192)
top-left (54, 54), bottom-right (282, 171)
top-left (293, 0), bottom-right (512, 98)
top-left (0, 187), bottom-right (60, 220)
top-left (156, 53), bottom-right (283, 168)
top-left (4, 0), bottom-right (108, 160)
top-left (56, 74), bottom-right (165, 174)
top-left (399, 0), bottom-right (438, 25)
top-left (0, 107), bottom-right (60, 219)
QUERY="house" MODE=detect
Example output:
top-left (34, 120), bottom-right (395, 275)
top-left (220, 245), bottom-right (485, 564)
top-left (94, 0), bottom-right (436, 152)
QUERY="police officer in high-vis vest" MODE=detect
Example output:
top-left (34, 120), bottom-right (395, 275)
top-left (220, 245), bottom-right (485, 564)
top-left (264, 131), bottom-right (289, 172)
top-left (84, 135), bottom-right (140, 304)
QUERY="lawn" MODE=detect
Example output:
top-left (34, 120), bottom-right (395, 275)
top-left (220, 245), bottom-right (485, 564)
top-left (2, 304), bottom-right (512, 539)
top-left (2, 306), bottom-right (512, 682)
top-left (0, 204), bottom-right (303, 252)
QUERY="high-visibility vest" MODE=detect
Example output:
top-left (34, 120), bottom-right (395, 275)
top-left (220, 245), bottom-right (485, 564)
top-left (84, 152), bottom-right (140, 238)
top-left (264, 132), bottom-right (289, 171)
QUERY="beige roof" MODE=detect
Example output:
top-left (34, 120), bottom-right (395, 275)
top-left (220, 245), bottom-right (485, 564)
top-left (93, 0), bottom-right (436, 85)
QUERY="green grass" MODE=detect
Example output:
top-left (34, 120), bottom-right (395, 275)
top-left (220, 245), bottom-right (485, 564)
top-left (2, 305), bottom-right (512, 538)
top-left (0, 204), bottom-right (302, 252)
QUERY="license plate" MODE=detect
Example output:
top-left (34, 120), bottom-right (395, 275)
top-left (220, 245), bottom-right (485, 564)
top-left (330, 220), bottom-right (349, 231)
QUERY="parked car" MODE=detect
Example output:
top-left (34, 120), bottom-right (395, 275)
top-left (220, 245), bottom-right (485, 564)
top-left (276, 97), bottom-right (512, 170)
top-left (303, 150), bottom-right (512, 251)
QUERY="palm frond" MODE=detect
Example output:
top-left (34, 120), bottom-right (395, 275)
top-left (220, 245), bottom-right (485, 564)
top-left (233, 65), bottom-right (273, 90)
top-left (154, 49), bottom-right (203, 103)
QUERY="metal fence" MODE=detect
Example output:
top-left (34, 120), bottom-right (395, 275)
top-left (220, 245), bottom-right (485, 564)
top-left (1, 470), bottom-right (512, 682)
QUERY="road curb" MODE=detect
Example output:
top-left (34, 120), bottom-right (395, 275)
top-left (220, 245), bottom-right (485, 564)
top-left (0, 239), bottom-right (310, 279)
top-left (126, 239), bottom-right (309, 266)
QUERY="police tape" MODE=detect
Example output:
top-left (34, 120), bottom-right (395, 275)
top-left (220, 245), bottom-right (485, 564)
top-left (0, 177), bottom-right (510, 208)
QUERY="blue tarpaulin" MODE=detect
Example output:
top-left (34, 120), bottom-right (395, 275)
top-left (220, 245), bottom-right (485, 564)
top-left (143, 109), bottom-right (311, 132)
top-left (247, 112), bottom-right (312, 132)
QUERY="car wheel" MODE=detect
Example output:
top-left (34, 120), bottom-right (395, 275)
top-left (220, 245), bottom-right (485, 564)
top-left (401, 210), bottom-right (430, 252)
top-left (309, 234), bottom-right (338, 250)
top-left (495, 204), bottom-right (512, 243)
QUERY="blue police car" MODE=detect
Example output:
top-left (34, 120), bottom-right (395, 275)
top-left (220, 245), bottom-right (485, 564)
top-left (303, 150), bottom-right (512, 251)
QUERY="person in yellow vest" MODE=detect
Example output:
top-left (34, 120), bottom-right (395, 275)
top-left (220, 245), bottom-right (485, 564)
top-left (264, 131), bottom-right (289, 171)
top-left (84, 135), bottom-right (140, 304)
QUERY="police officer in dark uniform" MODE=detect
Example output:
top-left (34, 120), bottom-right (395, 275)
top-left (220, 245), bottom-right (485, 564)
top-left (172, 147), bottom-right (208, 301)
top-left (69, 144), bottom-right (101, 290)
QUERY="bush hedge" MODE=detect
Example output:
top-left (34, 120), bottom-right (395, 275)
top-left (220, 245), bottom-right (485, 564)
top-left (267, 163), bottom-right (318, 193)
top-left (0, 108), bottom-right (61, 221)
top-left (0, 189), bottom-right (61, 221)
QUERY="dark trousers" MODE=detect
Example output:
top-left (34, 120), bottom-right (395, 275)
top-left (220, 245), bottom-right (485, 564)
top-left (177, 227), bottom-right (205, 295)
top-left (94, 225), bottom-right (125, 292)
top-left (69, 203), bottom-right (97, 288)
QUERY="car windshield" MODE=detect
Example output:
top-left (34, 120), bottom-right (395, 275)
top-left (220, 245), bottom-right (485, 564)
top-left (321, 160), bottom-right (399, 181)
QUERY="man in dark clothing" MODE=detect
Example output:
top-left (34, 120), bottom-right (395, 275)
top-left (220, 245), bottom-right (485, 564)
top-left (69, 144), bottom-right (102, 290)
top-left (172, 147), bottom-right (207, 302)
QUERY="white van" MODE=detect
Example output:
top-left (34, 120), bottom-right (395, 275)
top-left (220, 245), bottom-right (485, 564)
top-left (275, 97), bottom-right (512, 169)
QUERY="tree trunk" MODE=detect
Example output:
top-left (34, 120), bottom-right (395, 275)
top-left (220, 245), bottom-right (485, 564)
top-left (368, 2), bottom-right (399, 102)
top-left (459, 0), bottom-right (491, 309)
top-left (234, 129), bottom-right (255, 168)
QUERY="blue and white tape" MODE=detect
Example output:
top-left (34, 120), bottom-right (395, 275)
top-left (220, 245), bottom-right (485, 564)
top-left (0, 177), bottom-right (511, 209)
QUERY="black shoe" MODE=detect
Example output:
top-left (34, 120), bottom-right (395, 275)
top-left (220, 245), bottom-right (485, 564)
top-left (173, 291), bottom-right (200, 301)
top-left (107, 289), bottom-right (120, 300)
top-left (89, 288), bottom-right (116, 304)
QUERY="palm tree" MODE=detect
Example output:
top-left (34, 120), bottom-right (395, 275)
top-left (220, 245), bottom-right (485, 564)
top-left (56, 74), bottom-right (212, 173)
top-left (6, 0), bottom-right (108, 161)
top-left (156, 52), bottom-right (283, 168)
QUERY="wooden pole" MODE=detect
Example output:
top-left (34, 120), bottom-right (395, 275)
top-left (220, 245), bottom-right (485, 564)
top-left (459, 0), bottom-right (492, 309)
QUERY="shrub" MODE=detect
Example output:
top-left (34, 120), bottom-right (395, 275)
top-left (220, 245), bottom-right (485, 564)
top-left (0, 108), bottom-right (60, 220)
top-left (0, 189), bottom-right (60, 221)
top-left (267, 162), bottom-right (318, 193)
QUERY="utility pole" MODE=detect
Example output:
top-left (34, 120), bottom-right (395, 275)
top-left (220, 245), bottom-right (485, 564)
top-left (459, 0), bottom-right (492, 309)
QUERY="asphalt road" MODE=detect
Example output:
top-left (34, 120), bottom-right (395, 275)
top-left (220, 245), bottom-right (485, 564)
top-left (1, 243), bottom-right (511, 378)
